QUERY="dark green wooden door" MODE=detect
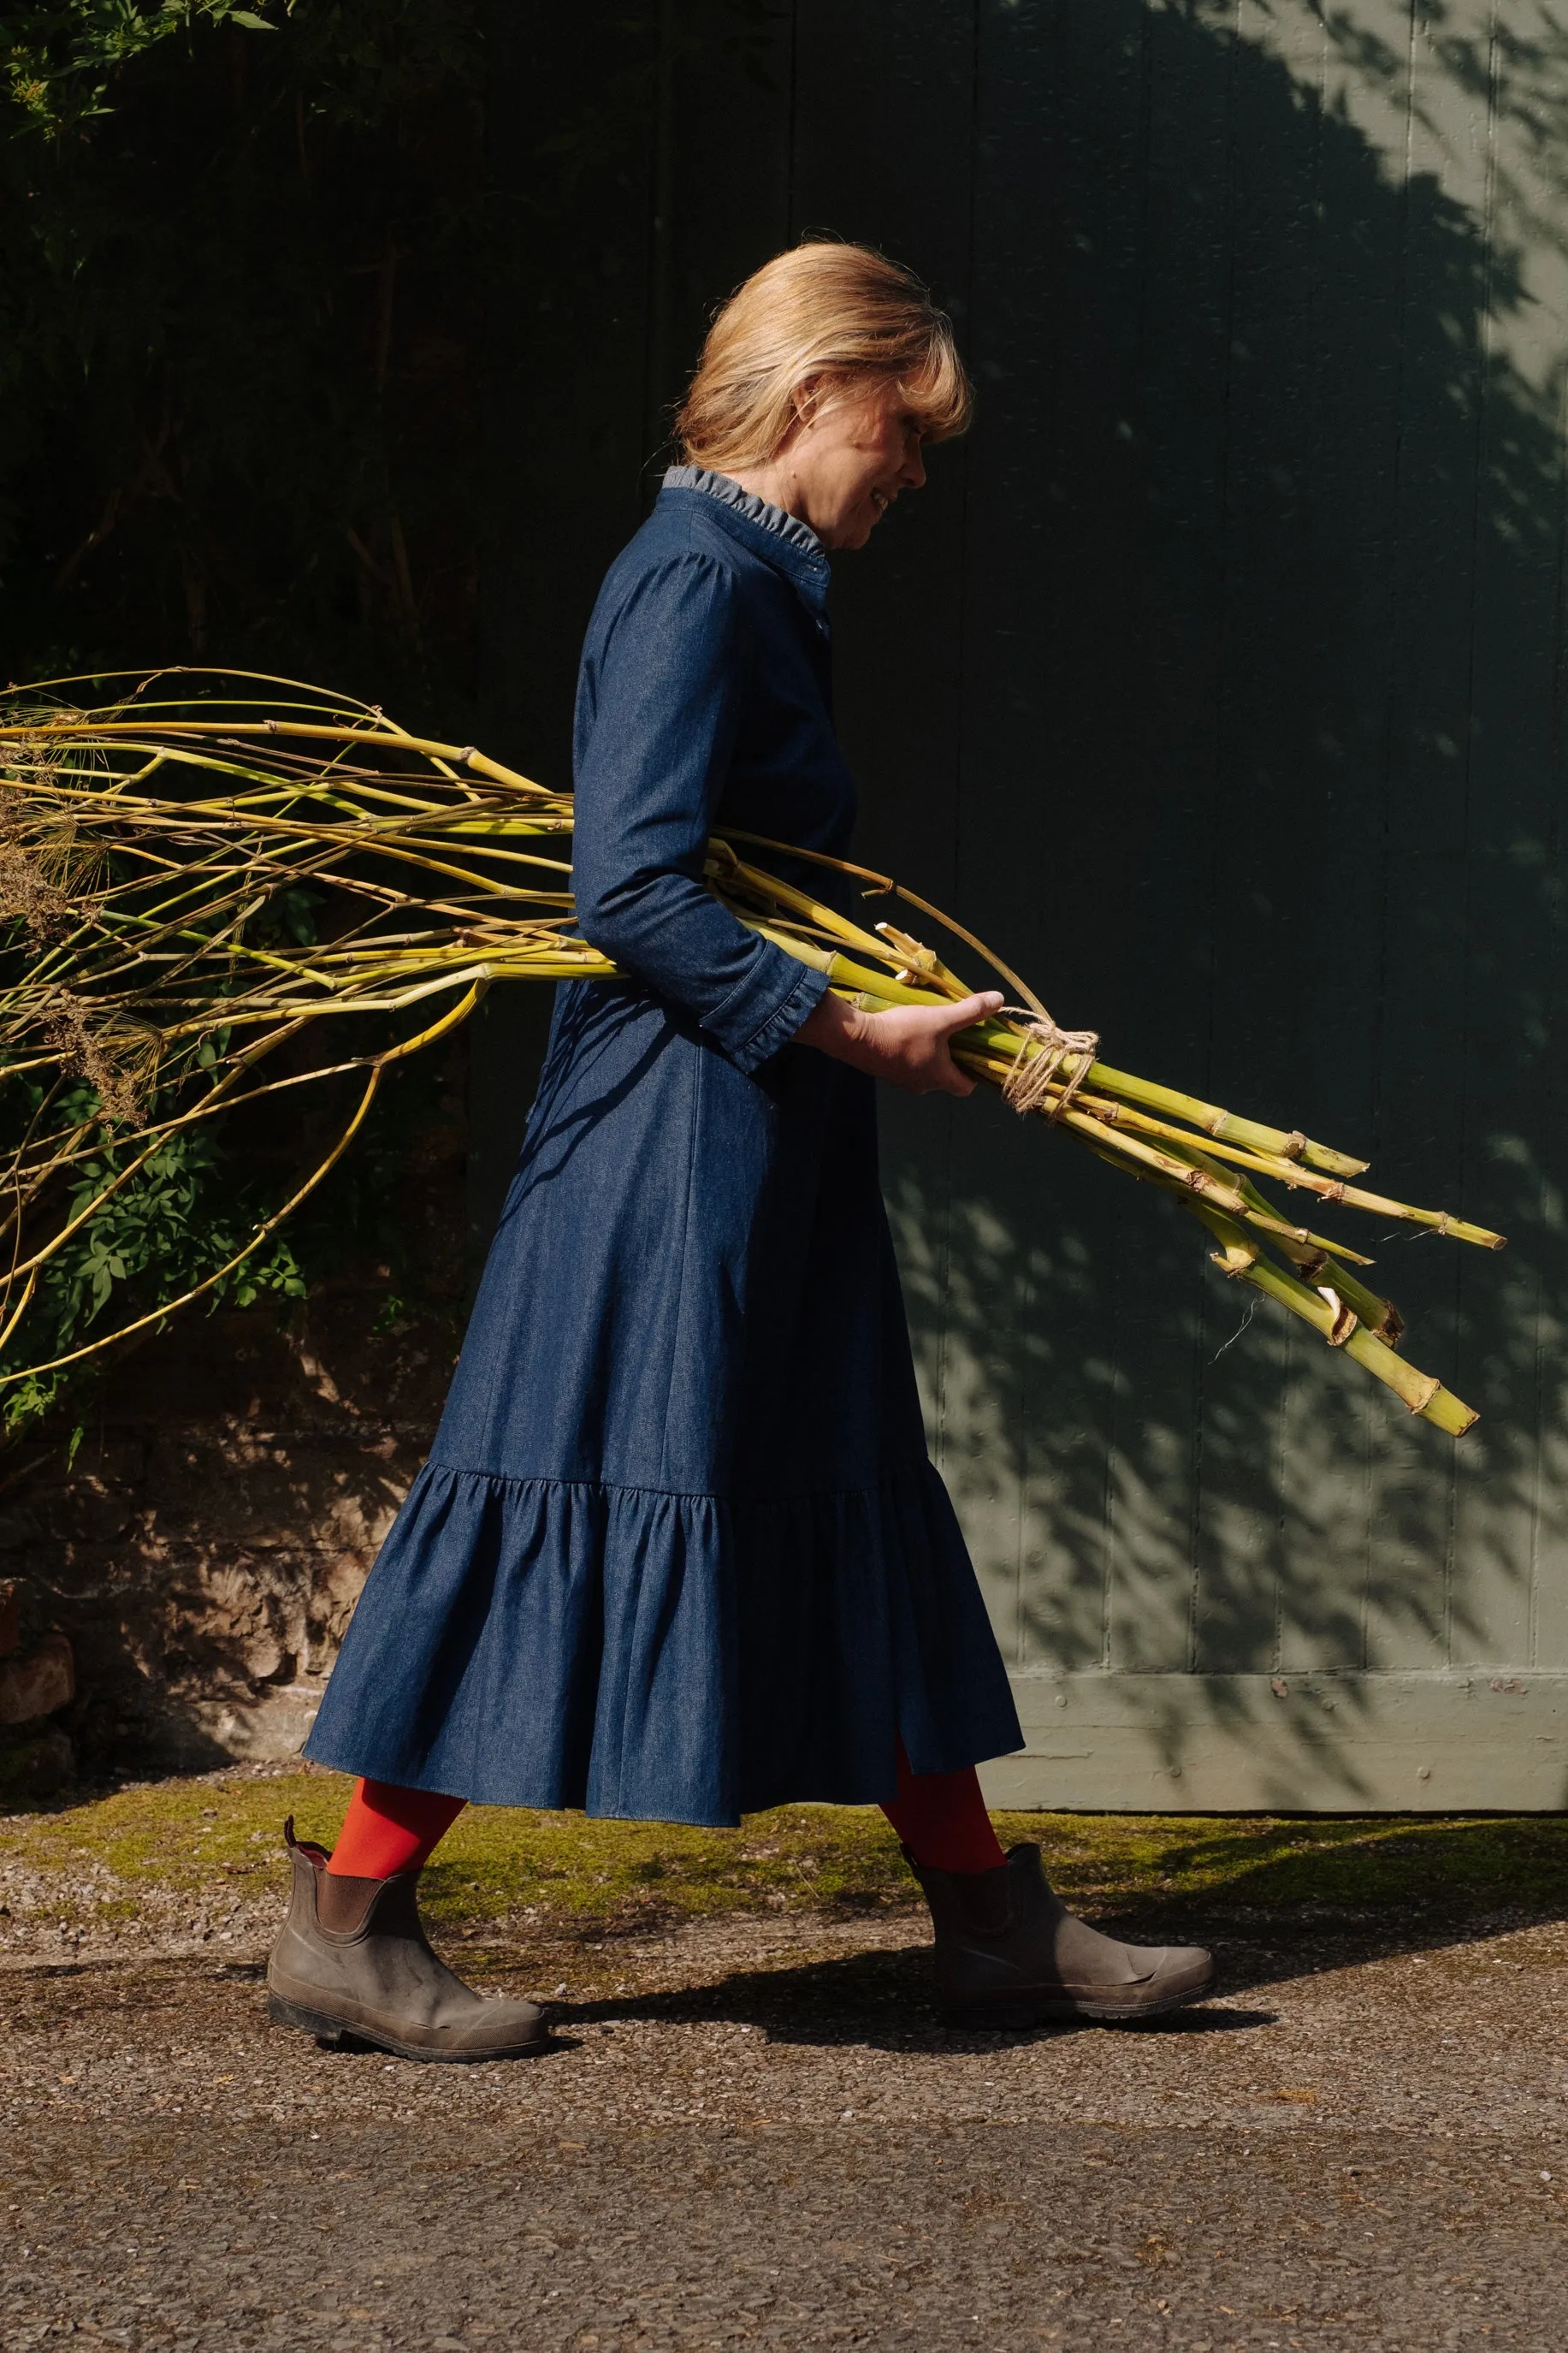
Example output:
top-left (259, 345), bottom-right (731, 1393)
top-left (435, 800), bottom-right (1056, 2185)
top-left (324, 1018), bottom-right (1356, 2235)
top-left (481, 2), bottom-right (1568, 1807)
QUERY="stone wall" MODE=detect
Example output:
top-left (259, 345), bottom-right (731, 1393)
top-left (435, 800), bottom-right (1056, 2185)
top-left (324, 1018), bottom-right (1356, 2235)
top-left (0, 1076), bottom-right (472, 1799)
top-left (0, 1573), bottom-right (76, 1799)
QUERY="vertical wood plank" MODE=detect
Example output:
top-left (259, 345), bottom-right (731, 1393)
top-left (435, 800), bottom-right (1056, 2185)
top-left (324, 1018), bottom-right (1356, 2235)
top-left (1441, 2), bottom-right (1568, 1670)
top-left (1262, 8), bottom-right (1400, 1674)
top-left (1130, 0), bottom-right (1262, 1676)
top-left (1362, 1), bottom-right (1496, 1671)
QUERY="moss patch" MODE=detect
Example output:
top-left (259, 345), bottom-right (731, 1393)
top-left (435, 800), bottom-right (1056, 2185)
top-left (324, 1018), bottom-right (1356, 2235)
top-left (3, 1770), bottom-right (1567, 1943)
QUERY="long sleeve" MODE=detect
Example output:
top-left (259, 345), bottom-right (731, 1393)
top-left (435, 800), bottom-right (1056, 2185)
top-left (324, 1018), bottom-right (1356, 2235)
top-left (571, 551), bottom-right (828, 1074)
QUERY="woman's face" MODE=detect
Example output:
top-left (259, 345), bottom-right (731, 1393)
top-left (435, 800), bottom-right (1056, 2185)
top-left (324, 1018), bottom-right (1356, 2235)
top-left (776, 376), bottom-right (928, 551)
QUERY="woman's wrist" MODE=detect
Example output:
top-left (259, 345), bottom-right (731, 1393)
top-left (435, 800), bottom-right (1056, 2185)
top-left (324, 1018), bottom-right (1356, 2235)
top-left (796, 989), bottom-right (871, 1062)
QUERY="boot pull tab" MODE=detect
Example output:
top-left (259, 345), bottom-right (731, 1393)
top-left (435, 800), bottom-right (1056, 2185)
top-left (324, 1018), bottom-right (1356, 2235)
top-left (283, 1814), bottom-right (332, 1867)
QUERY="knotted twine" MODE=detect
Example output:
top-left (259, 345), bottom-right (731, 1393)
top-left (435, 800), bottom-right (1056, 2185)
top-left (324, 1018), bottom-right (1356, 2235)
top-left (997, 1010), bottom-right (1101, 1120)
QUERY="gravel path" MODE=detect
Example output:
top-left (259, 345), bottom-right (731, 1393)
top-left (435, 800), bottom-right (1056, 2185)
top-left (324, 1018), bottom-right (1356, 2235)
top-left (4, 1897), bottom-right (1568, 2350)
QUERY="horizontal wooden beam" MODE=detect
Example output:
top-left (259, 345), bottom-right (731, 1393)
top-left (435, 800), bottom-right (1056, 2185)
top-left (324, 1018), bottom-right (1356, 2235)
top-left (981, 1672), bottom-right (1568, 1815)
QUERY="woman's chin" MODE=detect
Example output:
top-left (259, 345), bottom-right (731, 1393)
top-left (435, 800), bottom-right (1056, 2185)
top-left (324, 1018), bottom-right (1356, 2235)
top-left (829, 512), bottom-right (879, 553)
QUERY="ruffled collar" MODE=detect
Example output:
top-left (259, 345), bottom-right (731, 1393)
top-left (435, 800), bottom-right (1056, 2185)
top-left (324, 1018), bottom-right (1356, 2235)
top-left (662, 465), bottom-right (825, 561)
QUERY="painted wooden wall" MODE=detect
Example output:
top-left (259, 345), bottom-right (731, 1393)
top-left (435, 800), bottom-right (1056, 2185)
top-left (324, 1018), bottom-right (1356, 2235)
top-left (481, 2), bottom-right (1568, 1808)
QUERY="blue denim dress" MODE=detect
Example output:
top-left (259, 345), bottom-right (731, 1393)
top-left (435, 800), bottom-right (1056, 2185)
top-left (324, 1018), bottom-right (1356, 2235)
top-left (305, 471), bottom-right (1022, 1823)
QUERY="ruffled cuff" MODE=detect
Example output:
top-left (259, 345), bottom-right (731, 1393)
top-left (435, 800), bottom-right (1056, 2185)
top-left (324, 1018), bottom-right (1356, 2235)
top-left (701, 950), bottom-right (830, 1075)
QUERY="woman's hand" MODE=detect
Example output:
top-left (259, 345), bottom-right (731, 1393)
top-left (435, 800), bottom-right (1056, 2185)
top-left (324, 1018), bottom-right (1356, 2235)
top-left (796, 987), bottom-right (1004, 1097)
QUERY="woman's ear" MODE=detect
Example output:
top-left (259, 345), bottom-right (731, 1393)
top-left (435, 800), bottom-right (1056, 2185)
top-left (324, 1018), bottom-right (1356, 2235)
top-left (791, 374), bottom-right (824, 433)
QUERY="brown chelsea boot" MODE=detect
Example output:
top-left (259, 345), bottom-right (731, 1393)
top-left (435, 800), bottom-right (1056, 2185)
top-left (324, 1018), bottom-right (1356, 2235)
top-left (908, 1841), bottom-right (1215, 2026)
top-left (267, 1818), bottom-right (547, 2064)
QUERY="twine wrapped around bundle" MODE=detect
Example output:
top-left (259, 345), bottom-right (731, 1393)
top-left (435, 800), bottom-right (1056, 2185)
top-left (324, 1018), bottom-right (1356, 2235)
top-left (997, 1011), bottom-right (1101, 1118)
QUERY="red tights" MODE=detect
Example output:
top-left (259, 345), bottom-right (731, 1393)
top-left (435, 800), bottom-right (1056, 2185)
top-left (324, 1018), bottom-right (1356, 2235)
top-left (327, 1749), bottom-right (1005, 1882)
top-left (879, 1743), bottom-right (1006, 1875)
top-left (327, 1778), bottom-right (466, 1879)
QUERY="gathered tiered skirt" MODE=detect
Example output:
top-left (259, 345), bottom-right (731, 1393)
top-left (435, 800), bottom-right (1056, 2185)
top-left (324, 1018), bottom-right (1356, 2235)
top-left (305, 980), bottom-right (1021, 1825)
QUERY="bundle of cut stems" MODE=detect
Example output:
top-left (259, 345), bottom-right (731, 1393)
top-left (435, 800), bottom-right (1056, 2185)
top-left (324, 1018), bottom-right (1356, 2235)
top-left (0, 672), bottom-right (1502, 1434)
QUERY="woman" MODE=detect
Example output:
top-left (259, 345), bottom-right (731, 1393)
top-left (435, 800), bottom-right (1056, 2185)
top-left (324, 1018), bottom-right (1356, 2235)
top-left (269, 244), bottom-right (1213, 2061)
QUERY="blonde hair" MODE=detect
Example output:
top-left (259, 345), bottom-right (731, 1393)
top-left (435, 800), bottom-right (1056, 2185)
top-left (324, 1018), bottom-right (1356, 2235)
top-left (676, 241), bottom-right (972, 473)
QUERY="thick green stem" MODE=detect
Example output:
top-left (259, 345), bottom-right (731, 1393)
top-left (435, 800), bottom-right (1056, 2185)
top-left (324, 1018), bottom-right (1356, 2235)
top-left (1186, 1202), bottom-right (1475, 1435)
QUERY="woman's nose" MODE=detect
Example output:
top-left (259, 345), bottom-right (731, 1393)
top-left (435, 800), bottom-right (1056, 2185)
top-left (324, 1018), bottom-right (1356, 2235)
top-left (903, 441), bottom-right (927, 489)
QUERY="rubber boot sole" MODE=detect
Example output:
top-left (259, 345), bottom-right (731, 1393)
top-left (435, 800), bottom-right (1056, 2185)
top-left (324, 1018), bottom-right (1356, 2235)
top-left (268, 1991), bottom-right (548, 2065)
top-left (943, 1959), bottom-right (1217, 2030)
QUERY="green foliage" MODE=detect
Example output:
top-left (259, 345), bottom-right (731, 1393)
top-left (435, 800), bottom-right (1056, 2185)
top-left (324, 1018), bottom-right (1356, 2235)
top-left (0, 1077), bottom-right (304, 1440)
top-left (1, 0), bottom-right (485, 716)
top-left (6, 5), bottom-right (279, 136)
top-left (0, 1043), bottom-right (459, 1446)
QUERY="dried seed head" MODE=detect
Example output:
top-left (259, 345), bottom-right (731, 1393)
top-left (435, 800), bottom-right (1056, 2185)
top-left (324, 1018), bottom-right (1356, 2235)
top-left (0, 835), bottom-right (74, 941)
top-left (40, 994), bottom-right (160, 1125)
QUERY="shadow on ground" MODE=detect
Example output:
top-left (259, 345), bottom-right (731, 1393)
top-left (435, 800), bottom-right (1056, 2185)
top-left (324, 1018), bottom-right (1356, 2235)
top-left (559, 1942), bottom-right (1278, 2054)
top-left (540, 1854), bottom-right (1568, 2054)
